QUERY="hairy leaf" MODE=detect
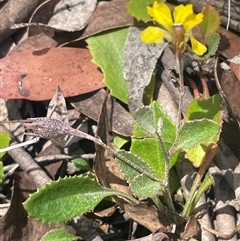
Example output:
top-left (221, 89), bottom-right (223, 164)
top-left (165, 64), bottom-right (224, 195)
top-left (207, 33), bottom-right (220, 56)
top-left (175, 119), bottom-right (220, 151)
top-left (134, 106), bottom-right (156, 135)
top-left (130, 101), bottom-right (178, 179)
top-left (184, 95), bottom-right (222, 166)
top-left (24, 176), bottom-right (137, 223)
top-left (41, 229), bottom-right (78, 241)
top-left (115, 150), bottom-right (162, 197)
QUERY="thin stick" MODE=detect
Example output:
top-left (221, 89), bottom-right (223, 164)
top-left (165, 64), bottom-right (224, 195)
top-left (8, 141), bottom-right (51, 188)
top-left (226, 0), bottom-right (231, 30)
top-left (22, 117), bottom-right (164, 184)
top-left (0, 137), bottom-right (40, 153)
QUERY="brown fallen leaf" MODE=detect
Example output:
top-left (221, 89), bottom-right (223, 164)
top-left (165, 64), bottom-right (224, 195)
top-left (58, 0), bottom-right (134, 46)
top-left (219, 68), bottom-right (240, 124)
top-left (229, 61), bottom-right (240, 81)
top-left (218, 27), bottom-right (240, 59)
top-left (47, 0), bottom-right (97, 31)
top-left (0, 47), bottom-right (105, 100)
top-left (69, 89), bottom-right (135, 137)
top-left (0, 0), bottom-right (39, 43)
top-left (9, 33), bottom-right (58, 55)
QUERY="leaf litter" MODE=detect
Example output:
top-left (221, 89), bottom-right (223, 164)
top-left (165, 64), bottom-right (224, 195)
top-left (0, 0), bottom-right (240, 240)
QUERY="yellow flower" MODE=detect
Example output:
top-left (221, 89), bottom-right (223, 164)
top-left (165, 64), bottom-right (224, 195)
top-left (141, 2), bottom-right (207, 55)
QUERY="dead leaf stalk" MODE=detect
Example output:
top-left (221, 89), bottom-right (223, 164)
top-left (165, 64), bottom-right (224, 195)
top-left (22, 117), bottom-right (165, 185)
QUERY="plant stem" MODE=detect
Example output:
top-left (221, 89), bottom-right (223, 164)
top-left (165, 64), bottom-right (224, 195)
top-left (169, 52), bottom-right (185, 155)
top-left (182, 144), bottom-right (219, 217)
top-left (151, 194), bottom-right (165, 212)
top-left (156, 129), bottom-right (175, 213)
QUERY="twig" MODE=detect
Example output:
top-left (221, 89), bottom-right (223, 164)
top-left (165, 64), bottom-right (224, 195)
top-left (70, 216), bottom-right (103, 241)
top-left (0, 137), bottom-right (40, 153)
top-left (227, 0), bottom-right (231, 30)
top-left (8, 141), bottom-right (51, 188)
top-left (199, 219), bottom-right (240, 239)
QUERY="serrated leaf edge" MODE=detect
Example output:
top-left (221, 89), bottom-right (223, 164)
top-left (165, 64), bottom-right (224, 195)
top-left (178, 118), bottom-right (222, 151)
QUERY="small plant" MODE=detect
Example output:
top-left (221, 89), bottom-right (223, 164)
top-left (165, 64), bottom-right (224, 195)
top-left (20, 1), bottom-right (222, 240)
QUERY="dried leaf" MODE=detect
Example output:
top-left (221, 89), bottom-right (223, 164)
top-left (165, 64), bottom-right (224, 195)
top-left (219, 69), bottom-right (240, 123)
top-left (69, 89), bottom-right (135, 137)
top-left (59, 0), bottom-right (134, 46)
top-left (0, 0), bottom-right (39, 43)
top-left (9, 33), bottom-right (58, 55)
top-left (229, 59), bottom-right (240, 81)
top-left (48, 0), bottom-right (97, 31)
top-left (46, 86), bottom-right (69, 147)
top-left (123, 27), bottom-right (168, 112)
top-left (218, 27), bottom-right (240, 59)
top-left (0, 47), bottom-right (105, 100)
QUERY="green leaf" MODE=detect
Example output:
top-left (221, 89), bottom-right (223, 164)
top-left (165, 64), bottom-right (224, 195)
top-left (151, 102), bottom-right (176, 143)
top-left (184, 144), bottom-right (207, 168)
top-left (134, 106), bottom-right (156, 135)
top-left (199, 5), bottom-right (220, 43)
top-left (86, 28), bottom-right (129, 103)
top-left (131, 175), bottom-right (161, 197)
top-left (0, 161), bottom-right (3, 183)
top-left (0, 132), bottom-right (10, 159)
top-left (169, 168), bottom-right (181, 194)
top-left (175, 119), bottom-right (220, 151)
top-left (184, 95), bottom-right (222, 167)
top-left (193, 174), bottom-right (214, 206)
top-left (24, 176), bottom-right (137, 223)
top-left (127, 0), bottom-right (163, 22)
top-left (115, 150), bottom-right (162, 197)
top-left (133, 101), bottom-right (177, 141)
top-left (186, 94), bottom-right (222, 123)
top-left (113, 134), bottom-right (130, 148)
top-left (131, 137), bottom-right (181, 179)
top-left (41, 229), bottom-right (79, 241)
top-left (72, 158), bottom-right (91, 171)
top-left (131, 138), bottom-right (166, 179)
top-left (207, 33), bottom-right (220, 56)
top-left (131, 101), bottom-right (178, 179)
top-left (185, 174), bottom-right (214, 216)
top-left (143, 71), bottom-right (156, 105)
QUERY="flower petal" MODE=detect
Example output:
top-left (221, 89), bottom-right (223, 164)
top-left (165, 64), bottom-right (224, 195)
top-left (173, 4), bottom-right (203, 32)
top-left (147, 2), bottom-right (173, 32)
top-left (190, 35), bottom-right (207, 55)
top-left (173, 4), bottom-right (193, 24)
top-left (184, 13), bottom-right (204, 32)
top-left (140, 26), bottom-right (165, 44)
